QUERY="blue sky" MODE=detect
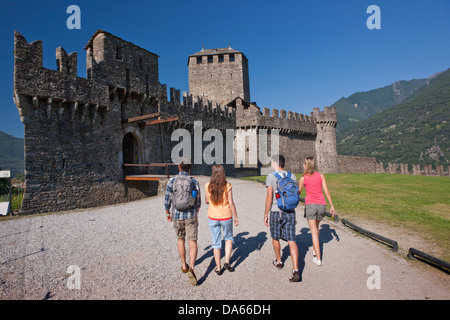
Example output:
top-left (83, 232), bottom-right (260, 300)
top-left (1, 0), bottom-right (449, 138)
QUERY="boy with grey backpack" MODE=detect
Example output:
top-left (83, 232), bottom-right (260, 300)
top-left (164, 158), bottom-right (201, 286)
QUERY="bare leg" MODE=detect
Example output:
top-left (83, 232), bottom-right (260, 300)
top-left (224, 240), bottom-right (233, 264)
top-left (177, 238), bottom-right (188, 269)
top-left (272, 239), bottom-right (282, 262)
top-left (288, 240), bottom-right (299, 270)
top-left (308, 219), bottom-right (321, 261)
top-left (188, 240), bottom-right (198, 270)
top-left (213, 248), bottom-right (222, 270)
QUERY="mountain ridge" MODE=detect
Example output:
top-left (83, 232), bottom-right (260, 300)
top-left (336, 68), bottom-right (450, 168)
top-left (0, 130), bottom-right (24, 177)
top-left (333, 77), bottom-right (429, 132)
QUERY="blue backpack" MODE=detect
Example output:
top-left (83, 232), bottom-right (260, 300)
top-left (273, 171), bottom-right (300, 211)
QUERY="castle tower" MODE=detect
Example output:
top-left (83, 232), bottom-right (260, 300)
top-left (188, 47), bottom-right (250, 105)
top-left (84, 30), bottom-right (160, 96)
top-left (313, 106), bottom-right (340, 173)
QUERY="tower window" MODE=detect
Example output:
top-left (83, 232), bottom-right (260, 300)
top-left (208, 56), bottom-right (213, 63)
top-left (218, 54), bottom-right (224, 62)
top-left (116, 46), bottom-right (122, 60)
top-left (139, 57), bottom-right (143, 70)
top-left (197, 56), bottom-right (202, 64)
top-left (229, 54), bottom-right (235, 62)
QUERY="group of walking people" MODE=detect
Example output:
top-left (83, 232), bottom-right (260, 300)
top-left (163, 155), bottom-right (335, 285)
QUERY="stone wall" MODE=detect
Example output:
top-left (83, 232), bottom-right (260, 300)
top-left (13, 30), bottom-right (342, 215)
top-left (338, 155), bottom-right (449, 177)
top-left (376, 162), bottom-right (449, 176)
top-left (85, 30), bottom-right (160, 95)
top-left (231, 98), bottom-right (337, 175)
top-left (338, 155), bottom-right (377, 173)
top-left (13, 30), bottom-right (237, 215)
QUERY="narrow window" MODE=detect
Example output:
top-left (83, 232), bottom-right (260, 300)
top-left (218, 54), bottom-right (224, 62)
top-left (208, 56), bottom-right (213, 63)
top-left (116, 46), bottom-right (122, 60)
top-left (197, 56), bottom-right (202, 64)
top-left (229, 53), bottom-right (235, 62)
top-left (126, 68), bottom-right (130, 89)
top-left (139, 57), bottom-right (143, 70)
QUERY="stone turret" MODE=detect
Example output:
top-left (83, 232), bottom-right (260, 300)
top-left (313, 106), bottom-right (339, 173)
top-left (188, 47), bottom-right (250, 105)
top-left (12, 29), bottom-right (341, 215)
top-left (13, 30), bottom-right (238, 215)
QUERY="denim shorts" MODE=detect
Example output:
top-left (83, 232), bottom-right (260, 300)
top-left (208, 218), bottom-right (234, 249)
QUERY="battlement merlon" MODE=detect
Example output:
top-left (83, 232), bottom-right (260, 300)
top-left (13, 31), bottom-right (109, 123)
top-left (229, 98), bottom-right (317, 134)
top-left (56, 47), bottom-right (77, 78)
top-left (160, 94), bottom-right (235, 131)
top-left (258, 108), bottom-right (317, 134)
top-left (312, 106), bottom-right (337, 127)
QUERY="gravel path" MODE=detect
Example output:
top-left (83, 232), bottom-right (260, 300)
top-left (1, 177), bottom-right (449, 300)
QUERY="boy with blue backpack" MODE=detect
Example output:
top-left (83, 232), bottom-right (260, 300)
top-left (264, 154), bottom-right (300, 282)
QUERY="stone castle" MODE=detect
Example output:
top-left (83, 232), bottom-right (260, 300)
top-left (13, 30), bottom-right (339, 215)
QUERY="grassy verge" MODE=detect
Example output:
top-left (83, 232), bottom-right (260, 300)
top-left (0, 193), bottom-right (24, 211)
top-left (242, 173), bottom-right (450, 261)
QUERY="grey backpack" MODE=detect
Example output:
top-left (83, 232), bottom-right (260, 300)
top-left (172, 175), bottom-right (196, 211)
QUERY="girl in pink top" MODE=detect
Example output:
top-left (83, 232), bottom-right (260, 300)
top-left (298, 157), bottom-right (335, 266)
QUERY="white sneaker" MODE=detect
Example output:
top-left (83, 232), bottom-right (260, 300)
top-left (313, 257), bottom-right (322, 266)
top-left (312, 249), bottom-right (316, 257)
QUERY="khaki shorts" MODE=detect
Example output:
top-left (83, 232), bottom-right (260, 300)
top-left (304, 204), bottom-right (326, 221)
top-left (173, 217), bottom-right (198, 241)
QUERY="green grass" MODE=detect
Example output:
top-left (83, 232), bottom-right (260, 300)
top-left (0, 193), bottom-right (24, 211)
top-left (242, 173), bottom-right (450, 261)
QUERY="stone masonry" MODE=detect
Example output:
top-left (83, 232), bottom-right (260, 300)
top-left (188, 47), bottom-right (250, 105)
top-left (14, 30), bottom-right (339, 215)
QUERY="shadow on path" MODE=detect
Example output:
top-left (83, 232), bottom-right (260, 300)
top-left (196, 231), bottom-right (268, 285)
top-left (281, 223), bottom-right (340, 280)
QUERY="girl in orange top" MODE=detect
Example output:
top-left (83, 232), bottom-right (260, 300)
top-left (205, 164), bottom-right (239, 275)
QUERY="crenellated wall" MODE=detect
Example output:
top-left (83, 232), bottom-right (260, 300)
top-left (339, 155), bottom-right (449, 177)
top-left (230, 98), bottom-right (338, 175)
top-left (13, 29), bottom-right (342, 215)
top-left (13, 30), bottom-right (237, 215)
top-left (376, 162), bottom-right (449, 176)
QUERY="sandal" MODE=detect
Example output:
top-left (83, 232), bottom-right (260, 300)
top-left (187, 268), bottom-right (197, 286)
top-left (289, 269), bottom-right (300, 282)
top-left (215, 268), bottom-right (223, 275)
top-left (181, 265), bottom-right (189, 273)
top-left (224, 263), bottom-right (234, 272)
top-left (273, 259), bottom-right (284, 269)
